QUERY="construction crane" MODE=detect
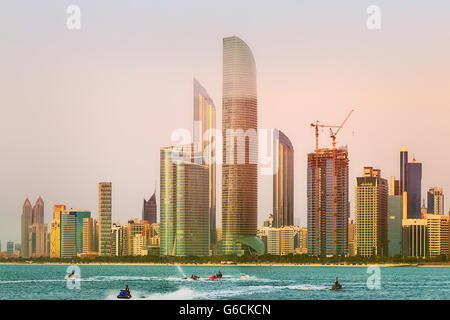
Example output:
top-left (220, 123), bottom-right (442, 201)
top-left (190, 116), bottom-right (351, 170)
top-left (310, 109), bottom-right (354, 256)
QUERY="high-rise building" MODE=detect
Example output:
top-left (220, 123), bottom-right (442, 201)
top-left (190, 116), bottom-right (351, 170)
top-left (402, 219), bottom-right (427, 257)
top-left (142, 192), bottom-right (157, 225)
top-left (407, 158), bottom-right (422, 219)
top-left (93, 219), bottom-right (99, 253)
top-left (427, 187), bottom-right (444, 215)
top-left (400, 147), bottom-right (408, 193)
top-left (307, 147), bottom-right (349, 256)
top-left (50, 205), bottom-right (66, 258)
top-left (123, 219), bottom-right (147, 256)
top-left (160, 146), bottom-right (210, 256)
top-left (388, 195), bottom-right (403, 257)
top-left (279, 226), bottom-right (295, 255)
top-left (355, 167), bottom-right (388, 257)
top-left (273, 129), bottom-right (294, 228)
top-left (390, 176), bottom-right (401, 196)
top-left (298, 228), bottom-right (308, 254)
top-left (6, 241), bottom-right (14, 256)
top-left (348, 219), bottom-right (356, 256)
top-left (111, 222), bottom-right (123, 256)
top-left (74, 211), bottom-right (91, 254)
top-left (193, 78), bottom-right (217, 248)
top-left (82, 217), bottom-right (95, 255)
top-left (28, 223), bottom-right (49, 257)
top-left (426, 214), bottom-right (449, 257)
top-left (220, 36), bottom-right (264, 256)
top-left (266, 228), bottom-right (280, 255)
top-left (32, 196), bottom-right (44, 225)
top-left (21, 198), bottom-right (32, 258)
top-left (99, 182), bottom-right (112, 256)
top-left (60, 211), bottom-right (77, 258)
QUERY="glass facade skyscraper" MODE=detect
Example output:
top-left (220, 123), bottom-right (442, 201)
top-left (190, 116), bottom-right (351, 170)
top-left (400, 147), bottom-right (408, 193)
top-left (61, 211), bottom-right (77, 258)
top-left (407, 160), bottom-right (422, 219)
top-left (273, 129), bottom-right (294, 228)
top-left (193, 78), bottom-right (217, 249)
top-left (220, 36), bottom-right (263, 255)
top-left (160, 146), bottom-right (210, 256)
top-left (142, 192), bottom-right (157, 224)
top-left (75, 211), bottom-right (91, 254)
top-left (388, 195), bottom-right (403, 256)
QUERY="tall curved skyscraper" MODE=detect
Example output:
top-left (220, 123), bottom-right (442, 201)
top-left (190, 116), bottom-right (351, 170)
top-left (221, 36), bottom-right (263, 255)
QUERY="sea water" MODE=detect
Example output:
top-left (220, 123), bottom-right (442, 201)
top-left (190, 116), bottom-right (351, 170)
top-left (0, 264), bottom-right (449, 300)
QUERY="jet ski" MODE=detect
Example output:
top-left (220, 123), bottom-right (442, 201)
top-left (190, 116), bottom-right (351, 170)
top-left (183, 275), bottom-right (200, 280)
top-left (331, 284), bottom-right (343, 290)
top-left (64, 273), bottom-right (75, 280)
top-left (209, 272), bottom-right (223, 280)
top-left (117, 290), bottom-right (132, 299)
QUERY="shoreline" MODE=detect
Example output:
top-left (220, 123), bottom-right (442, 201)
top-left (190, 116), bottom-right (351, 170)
top-left (1, 262), bottom-right (449, 267)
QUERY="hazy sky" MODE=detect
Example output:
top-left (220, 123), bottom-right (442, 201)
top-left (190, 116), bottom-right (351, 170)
top-left (1, 1), bottom-right (450, 246)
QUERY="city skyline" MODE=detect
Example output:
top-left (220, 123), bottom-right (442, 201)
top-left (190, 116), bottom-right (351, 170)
top-left (2, 1), bottom-right (450, 247)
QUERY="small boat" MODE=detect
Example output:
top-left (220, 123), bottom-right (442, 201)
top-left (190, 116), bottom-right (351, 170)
top-left (117, 290), bottom-right (132, 299)
top-left (239, 274), bottom-right (249, 280)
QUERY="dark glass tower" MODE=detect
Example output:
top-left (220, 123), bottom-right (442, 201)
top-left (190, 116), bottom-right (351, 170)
top-left (406, 159), bottom-right (422, 219)
top-left (142, 192), bottom-right (157, 224)
top-left (400, 147), bottom-right (408, 193)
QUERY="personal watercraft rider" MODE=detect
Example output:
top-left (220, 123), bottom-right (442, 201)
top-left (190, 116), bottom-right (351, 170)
top-left (124, 285), bottom-right (130, 295)
top-left (334, 277), bottom-right (341, 289)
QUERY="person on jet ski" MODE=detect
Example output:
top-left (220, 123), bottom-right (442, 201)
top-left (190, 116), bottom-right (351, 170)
top-left (217, 271), bottom-right (223, 278)
top-left (334, 277), bottom-right (341, 289)
top-left (190, 275), bottom-right (198, 280)
top-left (124, 285), bottom-right (131, 295)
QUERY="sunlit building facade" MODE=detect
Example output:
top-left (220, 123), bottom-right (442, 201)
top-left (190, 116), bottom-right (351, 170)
top-left (193, 78), bottom-right (217, 248)
top-left (220, 36), bottom-right (263, 256)
top-left (50, 205), bottom-right (66, 258)
top-left (82, 217), bottom-right (95, 255)
top-left (355, 167), bottom-right (388, 257)
top-left (160, 146), bottom-right (210, 256)
top-left (426, 214), bottom-right (449, 257)
top-left (273, 129), bottom-right (294, 228)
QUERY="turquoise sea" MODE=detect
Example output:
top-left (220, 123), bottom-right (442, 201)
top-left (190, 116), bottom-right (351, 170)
top-left (0, 264), bottom-right (449, 300)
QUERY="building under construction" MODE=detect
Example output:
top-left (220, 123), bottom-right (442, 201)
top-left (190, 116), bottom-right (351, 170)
top-left (307, 147), bottom-right (349, 256)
